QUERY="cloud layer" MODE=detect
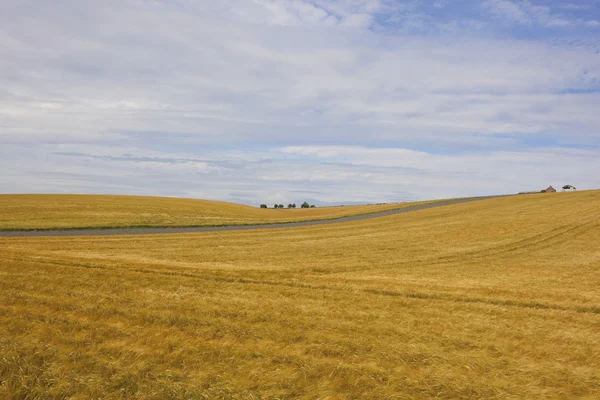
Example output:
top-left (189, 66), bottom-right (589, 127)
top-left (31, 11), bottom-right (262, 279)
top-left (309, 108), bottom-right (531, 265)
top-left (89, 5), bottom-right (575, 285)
top-left (1, 0), bottom-right (599, 204)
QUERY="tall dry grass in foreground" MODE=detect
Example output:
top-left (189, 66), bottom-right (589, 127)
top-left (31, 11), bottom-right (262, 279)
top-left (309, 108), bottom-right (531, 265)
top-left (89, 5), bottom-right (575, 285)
top-left (0, 194), bottom-right (437, 230)
top-left (1, 191), bottom-right (599, 398)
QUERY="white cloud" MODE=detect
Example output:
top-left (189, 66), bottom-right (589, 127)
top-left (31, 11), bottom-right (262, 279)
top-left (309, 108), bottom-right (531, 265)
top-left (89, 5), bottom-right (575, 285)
top-left (481, 0), bottom-right (596, 27)
top-left (1, 142), bottom-right (597, 205)
top-left (0, 0), bottom-right (599, 203)
top-left (483, 0), bottom-right (530, 24)
top-left (560, 3), bottom-right (592, 11)
top-left (2, 10), bottom-right (599, 143)
top-left (223, 0), bottom-right (387, 28)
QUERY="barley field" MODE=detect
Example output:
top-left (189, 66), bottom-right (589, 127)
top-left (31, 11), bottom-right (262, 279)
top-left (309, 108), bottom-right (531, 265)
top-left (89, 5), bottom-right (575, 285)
top-left (0, 194), bottom-right (438, 231)
top-left (1, 191), bottom-right (599, 399)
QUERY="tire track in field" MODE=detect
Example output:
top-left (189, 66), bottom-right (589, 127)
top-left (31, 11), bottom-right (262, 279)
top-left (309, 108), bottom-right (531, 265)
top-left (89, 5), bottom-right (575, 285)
top-left (12, 255), bottom-right (600, 315)
top-left (322, 216), bottom-right (600, 276)
top-left (0, 195), bottom-right (509, 237)
top-left (430, 217), bottom-right (599, 262)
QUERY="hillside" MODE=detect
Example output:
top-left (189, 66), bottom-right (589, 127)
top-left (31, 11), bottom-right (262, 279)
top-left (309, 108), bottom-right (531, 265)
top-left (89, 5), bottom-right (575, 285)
top-left (1, 190), bottom-right (599, 398)
top-left (0, 194), bottom-right (439, 231)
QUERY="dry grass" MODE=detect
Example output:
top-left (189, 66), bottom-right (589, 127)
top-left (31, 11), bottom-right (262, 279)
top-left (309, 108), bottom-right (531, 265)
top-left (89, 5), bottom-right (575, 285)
top-left (1, 190), bottom-right (599, 399)
top-left (0, 194), bottom-right (438, 230)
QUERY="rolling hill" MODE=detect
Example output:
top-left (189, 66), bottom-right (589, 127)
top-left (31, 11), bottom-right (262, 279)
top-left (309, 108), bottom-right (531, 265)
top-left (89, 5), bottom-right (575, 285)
top-left (0, 194), bottom-right (440, 231)
top-left (1, 190), bottom-right (599, 398)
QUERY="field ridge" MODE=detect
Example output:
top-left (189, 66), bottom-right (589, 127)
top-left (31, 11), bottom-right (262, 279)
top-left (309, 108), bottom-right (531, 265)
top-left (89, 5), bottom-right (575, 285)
top-left (0, 195), bottom-right (506, 236)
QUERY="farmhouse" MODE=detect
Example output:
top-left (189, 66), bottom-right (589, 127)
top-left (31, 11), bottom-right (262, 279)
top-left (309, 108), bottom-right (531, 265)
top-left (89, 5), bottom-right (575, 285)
top-left (542, 185), bottom-right (557, 193)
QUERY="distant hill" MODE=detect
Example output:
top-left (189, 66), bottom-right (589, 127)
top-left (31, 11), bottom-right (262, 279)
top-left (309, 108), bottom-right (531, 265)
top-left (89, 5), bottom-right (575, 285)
top-left (0, 194), bottom-right (438, 231)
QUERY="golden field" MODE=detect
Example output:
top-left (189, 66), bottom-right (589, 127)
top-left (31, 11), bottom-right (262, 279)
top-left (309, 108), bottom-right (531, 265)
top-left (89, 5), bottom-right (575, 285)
top-left (0, 194), bottom-right (438, 230)
top-left (1, 191), bottom-right (599, 399)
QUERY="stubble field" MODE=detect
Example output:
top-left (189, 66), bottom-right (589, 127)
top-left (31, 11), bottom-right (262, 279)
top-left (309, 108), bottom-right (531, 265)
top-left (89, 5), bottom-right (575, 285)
top-left (1, 191), bottom-right (599, 398)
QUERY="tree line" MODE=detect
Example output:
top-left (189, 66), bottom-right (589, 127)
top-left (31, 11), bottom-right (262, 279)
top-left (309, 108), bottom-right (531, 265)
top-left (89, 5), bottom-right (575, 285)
top-left (260, 201), bottom-right (315, 209)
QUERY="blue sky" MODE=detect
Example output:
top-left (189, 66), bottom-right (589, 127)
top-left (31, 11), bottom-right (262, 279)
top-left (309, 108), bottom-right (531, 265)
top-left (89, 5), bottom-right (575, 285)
top-left (1, 0), bottom-right (599, 205)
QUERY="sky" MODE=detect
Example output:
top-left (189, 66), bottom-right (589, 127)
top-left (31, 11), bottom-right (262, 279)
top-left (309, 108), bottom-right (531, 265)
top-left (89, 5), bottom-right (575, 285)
top-left (1, 0), bottom-right (599, 206)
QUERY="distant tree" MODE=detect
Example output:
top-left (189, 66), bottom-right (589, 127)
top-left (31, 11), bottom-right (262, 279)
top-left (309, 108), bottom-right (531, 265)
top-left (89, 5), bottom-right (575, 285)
top-left (273, 204), bottom-right (278, 209)
top-left (278, 204), bottom-right (285, 209)
top-left (260, 204), bottom-right (267, 209)
top-left (292, 203), bottom-right (296, 208)
top-left (287, 204), bottom-right (294, 209)
top-left (310, 204), bottom-right (316, 208)
top-left (301, 201), bottom-right (310, 208)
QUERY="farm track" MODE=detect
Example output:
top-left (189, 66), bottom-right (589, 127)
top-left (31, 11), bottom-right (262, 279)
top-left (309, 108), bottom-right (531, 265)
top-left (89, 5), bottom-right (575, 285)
top-left (412, 217), bottom-right (599, 266)
top-left (5, 254), bottom-right (598, 316)
top-left (307, 210), bottom-right (600, 276)
top-left (0, 195), bottom-right (509, 237)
